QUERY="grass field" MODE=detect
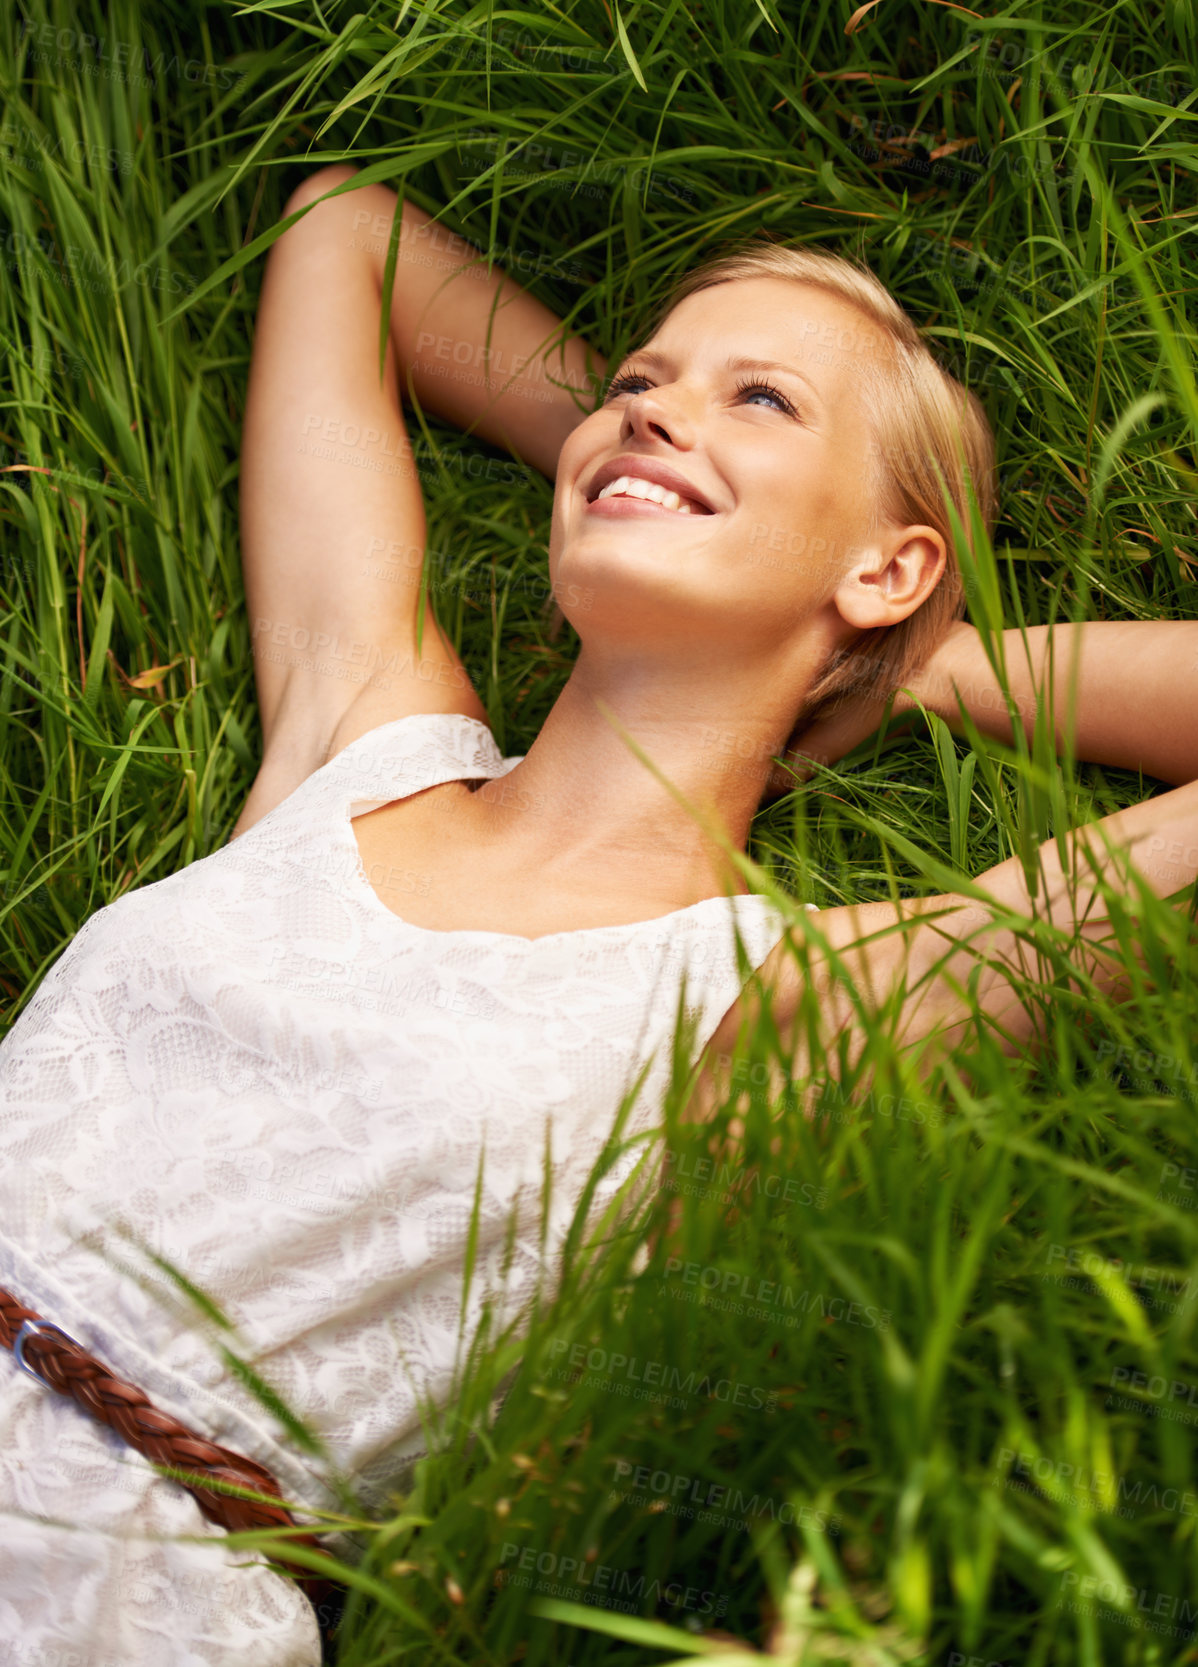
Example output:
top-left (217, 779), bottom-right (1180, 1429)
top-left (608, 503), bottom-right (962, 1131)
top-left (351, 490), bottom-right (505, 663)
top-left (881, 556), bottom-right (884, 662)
top-left (1, 0), bottom-right (1197, 1661)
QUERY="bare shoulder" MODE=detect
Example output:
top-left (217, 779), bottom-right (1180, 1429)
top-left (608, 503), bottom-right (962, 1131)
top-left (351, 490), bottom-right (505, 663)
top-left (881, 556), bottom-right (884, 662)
top-left (703, 780), bottom-right (1198, 1088)
top-left (700, 889), bottom-right (1025, 1111)
top-left (699, 868), bottom-right (1055, 1106)
top-left (708, 897), bottom-right (914, 1060)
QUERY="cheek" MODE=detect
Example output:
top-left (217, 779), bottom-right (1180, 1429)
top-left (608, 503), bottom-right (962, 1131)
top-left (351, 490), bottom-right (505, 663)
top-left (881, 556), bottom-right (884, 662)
top-left (559, 408), bottom-right (613, 477)
top-left (557, 422), bottom-right (588, 477)
top-left (547, 499), bottom-right (567, 574)
top-left (548, 413), bottom-right (620, 557)
top-left (748, 461), bottom-right (854, 566)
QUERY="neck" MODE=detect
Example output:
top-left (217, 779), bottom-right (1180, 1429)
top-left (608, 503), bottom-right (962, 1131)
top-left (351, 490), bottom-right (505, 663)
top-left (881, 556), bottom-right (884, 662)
top-left (470, 642), bottom-right (819, 909)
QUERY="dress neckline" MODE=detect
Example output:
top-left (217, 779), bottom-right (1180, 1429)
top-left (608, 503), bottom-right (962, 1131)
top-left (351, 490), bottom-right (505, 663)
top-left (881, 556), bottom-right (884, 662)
top-left (333, 713), bottom-right (801, 950)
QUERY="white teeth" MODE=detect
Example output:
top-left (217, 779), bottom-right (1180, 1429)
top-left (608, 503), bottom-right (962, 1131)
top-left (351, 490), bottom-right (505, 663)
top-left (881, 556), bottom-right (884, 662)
top-left (595, 474), bottom-right (700, 513)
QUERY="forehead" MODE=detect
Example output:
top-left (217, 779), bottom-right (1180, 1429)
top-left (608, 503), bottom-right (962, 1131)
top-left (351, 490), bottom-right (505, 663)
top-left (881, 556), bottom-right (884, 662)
top-left (647, 275), bottom-right (895, 392)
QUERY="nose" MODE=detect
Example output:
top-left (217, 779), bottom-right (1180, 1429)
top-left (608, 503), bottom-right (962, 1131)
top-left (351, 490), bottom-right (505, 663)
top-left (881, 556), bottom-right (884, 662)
top-left (620, 382), bottom-right (696, 449)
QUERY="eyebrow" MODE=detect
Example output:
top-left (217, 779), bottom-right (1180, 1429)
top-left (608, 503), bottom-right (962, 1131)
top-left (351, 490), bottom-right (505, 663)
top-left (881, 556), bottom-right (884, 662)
top-left (620, 348), bottom-right (825, 408)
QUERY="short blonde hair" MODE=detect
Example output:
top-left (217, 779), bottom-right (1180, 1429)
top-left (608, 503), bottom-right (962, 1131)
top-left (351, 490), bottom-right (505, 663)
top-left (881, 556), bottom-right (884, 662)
top-left (649, 239), bottom-right (998, 722)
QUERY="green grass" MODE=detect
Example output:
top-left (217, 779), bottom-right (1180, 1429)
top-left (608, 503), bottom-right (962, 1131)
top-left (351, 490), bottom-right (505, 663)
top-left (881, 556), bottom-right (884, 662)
top-left (2, 0), bottom-right (1197, 1661)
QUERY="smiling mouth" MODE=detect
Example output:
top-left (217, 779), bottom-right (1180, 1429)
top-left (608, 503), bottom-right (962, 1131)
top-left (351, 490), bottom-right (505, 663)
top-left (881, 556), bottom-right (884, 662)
top-left (589, 475), bottom-right (714, 515)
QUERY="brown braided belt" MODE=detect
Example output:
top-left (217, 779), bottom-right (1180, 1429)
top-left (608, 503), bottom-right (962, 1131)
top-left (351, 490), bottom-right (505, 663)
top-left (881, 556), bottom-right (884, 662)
top-left (0, 1284), bottom-right (342, 1613)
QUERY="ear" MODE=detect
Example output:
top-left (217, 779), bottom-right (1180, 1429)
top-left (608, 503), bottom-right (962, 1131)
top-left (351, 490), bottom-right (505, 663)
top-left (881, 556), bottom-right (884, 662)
top-left (832, 527), bottom-right (947, 631)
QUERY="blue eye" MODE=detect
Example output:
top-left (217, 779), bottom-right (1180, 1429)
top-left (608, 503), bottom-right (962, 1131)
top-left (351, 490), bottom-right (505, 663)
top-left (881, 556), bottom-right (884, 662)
top-left (603, 368), bottom-right (799, 418)
top-left (604, 370), bottom-right (651, 399)
top-left (735, 377), bottom-right (797, 416)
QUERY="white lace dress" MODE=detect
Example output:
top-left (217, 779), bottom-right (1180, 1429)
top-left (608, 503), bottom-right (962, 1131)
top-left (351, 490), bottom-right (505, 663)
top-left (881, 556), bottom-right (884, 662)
top-left (0, 712), bottom-right (801, 1665)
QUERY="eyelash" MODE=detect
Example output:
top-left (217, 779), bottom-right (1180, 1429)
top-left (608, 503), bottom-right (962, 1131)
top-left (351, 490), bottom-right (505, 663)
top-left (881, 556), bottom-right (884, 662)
top-left (604, 368), bottom-right (799, 418)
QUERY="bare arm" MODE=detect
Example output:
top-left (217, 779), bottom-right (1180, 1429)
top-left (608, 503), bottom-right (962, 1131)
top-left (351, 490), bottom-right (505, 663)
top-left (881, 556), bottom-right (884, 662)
top-left (232, 165), bottom-right (606, 835)
top-left (771, 619), bottom-right (1198, 792)
top-left (718, 615), bottom-right (1198, 1117)
top-left (699, 770), bottom-right (1198, 1114)
top-left (903, 619), bottom-right (1198, 786)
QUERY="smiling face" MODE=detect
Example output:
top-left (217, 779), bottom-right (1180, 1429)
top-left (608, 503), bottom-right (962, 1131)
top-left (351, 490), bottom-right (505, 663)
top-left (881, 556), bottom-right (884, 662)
top-left (549, 276), bottom-right (921, 678)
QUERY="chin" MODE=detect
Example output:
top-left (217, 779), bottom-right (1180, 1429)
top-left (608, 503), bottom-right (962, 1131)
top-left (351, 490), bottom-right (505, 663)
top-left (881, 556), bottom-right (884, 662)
top-left (554, 535), bottom-right (697, 609)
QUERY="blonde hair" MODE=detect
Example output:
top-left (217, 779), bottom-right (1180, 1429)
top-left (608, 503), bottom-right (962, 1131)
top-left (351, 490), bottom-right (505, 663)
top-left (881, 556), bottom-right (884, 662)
top-left (649, 239), bottom-right (998, 723)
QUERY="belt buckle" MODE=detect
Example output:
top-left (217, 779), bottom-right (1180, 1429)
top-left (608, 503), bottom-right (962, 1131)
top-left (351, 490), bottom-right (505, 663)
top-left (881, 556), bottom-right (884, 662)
top-left (13, 1319), bottom-right (82, 1384)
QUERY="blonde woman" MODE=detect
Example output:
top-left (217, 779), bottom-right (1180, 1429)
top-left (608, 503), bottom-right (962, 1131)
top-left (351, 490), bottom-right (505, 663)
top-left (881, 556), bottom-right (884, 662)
top-left (1, 164), bottom-right (1195, 1663)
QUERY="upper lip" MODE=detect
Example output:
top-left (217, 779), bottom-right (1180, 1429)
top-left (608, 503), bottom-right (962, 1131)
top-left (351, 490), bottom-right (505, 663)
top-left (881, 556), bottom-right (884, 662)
top-left (584, 455), bottom-right (718, 513)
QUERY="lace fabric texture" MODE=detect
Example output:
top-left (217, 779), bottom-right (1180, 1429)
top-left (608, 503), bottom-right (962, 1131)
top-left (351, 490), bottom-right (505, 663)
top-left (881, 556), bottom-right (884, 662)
top-left (0, 712), bottom-right (800, 1663)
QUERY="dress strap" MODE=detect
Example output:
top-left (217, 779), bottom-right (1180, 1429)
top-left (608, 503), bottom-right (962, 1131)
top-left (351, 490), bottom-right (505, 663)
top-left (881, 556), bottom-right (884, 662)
top-left (322, 712), bottom-right (518, 813)
top-left (261, 712), bottom-right (519, 829)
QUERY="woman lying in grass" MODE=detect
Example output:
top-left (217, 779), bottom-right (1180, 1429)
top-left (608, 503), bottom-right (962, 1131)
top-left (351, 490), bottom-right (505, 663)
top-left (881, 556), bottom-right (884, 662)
top-left (0, 162), bottom-right (1195, 1664)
